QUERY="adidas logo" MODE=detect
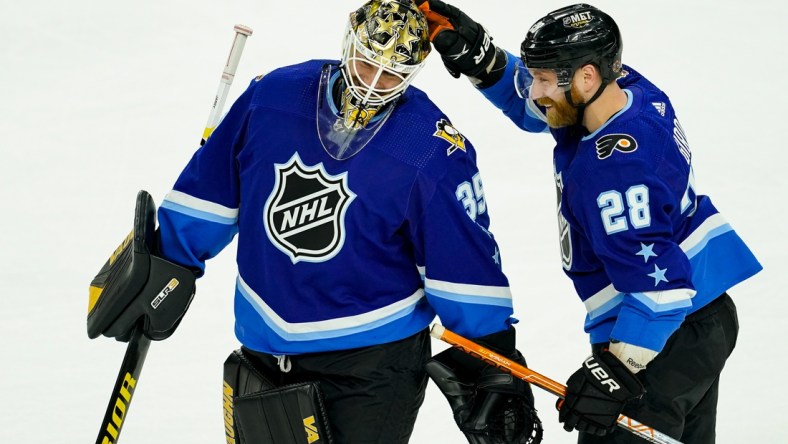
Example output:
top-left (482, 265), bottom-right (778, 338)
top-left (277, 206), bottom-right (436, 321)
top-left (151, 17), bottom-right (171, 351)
top-left (652, 102), bottom-right (666, 117)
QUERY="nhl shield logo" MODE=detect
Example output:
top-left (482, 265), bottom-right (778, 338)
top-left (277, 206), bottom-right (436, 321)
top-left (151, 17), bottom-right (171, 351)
top-left (264, 153), bottom-right (356, 263)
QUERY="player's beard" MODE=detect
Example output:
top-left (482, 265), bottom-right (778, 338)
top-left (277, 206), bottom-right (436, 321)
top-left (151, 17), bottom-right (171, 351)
top-left (537, 85), bottom-right (585, 128)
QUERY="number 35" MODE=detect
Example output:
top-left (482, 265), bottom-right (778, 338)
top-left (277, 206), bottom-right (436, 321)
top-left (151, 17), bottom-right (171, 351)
top-left (597, 185), bottom-right (651, 234)
top-left (456, 173), bottom-right (486, 221)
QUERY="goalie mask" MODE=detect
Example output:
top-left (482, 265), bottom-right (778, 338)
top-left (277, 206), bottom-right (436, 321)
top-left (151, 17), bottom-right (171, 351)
top-left (318, 0), bottom-right (430, 160)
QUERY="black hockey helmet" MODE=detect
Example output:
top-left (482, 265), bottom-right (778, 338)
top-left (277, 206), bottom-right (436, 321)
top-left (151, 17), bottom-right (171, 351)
top-left (520, 4), bottom-right (622, 88)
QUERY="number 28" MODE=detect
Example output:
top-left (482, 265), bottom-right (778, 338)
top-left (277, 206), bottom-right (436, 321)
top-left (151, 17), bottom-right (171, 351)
top-left (597, 185), bottom-right (651, 234)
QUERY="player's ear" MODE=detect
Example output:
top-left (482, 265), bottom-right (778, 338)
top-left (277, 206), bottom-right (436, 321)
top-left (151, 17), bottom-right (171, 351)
top-left (575, 64), bottom-right (599, 95)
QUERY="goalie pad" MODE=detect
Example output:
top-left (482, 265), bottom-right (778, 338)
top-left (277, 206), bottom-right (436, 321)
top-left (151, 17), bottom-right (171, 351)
top-left (223, 349), bottom-right (334, 444)
top-left (87, 190), bottom-right (196, 341)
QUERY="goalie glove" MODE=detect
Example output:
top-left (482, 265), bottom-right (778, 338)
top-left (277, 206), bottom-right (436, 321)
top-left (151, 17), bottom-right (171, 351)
top-left (558, 351), bottom-right (645, 436)
top-left (87, 190), bottom-right (196, 342)
top-left (416, 0), bottom-right (507, 87)
top-left (426, 328), bottom-right (543, 444)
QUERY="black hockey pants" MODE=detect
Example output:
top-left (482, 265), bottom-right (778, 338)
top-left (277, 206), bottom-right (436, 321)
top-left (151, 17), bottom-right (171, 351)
top-left (242, 328), bottom-right (431, 444)
top-left (579, 292), bottom-right (739, 444)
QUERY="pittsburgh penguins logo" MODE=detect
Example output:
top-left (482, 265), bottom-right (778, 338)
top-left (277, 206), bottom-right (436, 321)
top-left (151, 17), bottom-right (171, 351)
top-left (595, 134), bottom-right (638, 159)
top-left (264, 153), bottom-right (356, 263)
top-left (433, 119), bottom-right (466, 155)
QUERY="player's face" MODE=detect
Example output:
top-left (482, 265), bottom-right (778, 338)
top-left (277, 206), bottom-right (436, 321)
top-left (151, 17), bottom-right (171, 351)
top-left (527, 68), bottom-right (562, 100)
top-left (529, 68), bottom-right (583, 128)
top-left (349, 54), bottom-right (405, 97)
top-left (537, 88), bottom-right (583, 129)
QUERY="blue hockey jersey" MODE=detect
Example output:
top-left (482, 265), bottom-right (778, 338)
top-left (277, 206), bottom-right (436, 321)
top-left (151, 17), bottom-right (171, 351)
top-left (480, 52), bottom-right (761, 352)
top-left (157, 60), bottom-right (515, 355)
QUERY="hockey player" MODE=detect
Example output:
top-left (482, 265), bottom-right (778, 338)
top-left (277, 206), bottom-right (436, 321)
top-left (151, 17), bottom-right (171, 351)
top-left (90, 1), bottom-right (544, 443)
top-left (415, 1), bottom-right (762, 443)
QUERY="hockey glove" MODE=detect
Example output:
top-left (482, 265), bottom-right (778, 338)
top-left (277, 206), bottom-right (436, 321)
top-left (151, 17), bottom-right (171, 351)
top-left (87, 190), bottom-right (197, 342)
top-left (416, 0), bottom-right (506, 87)
top-left (558, 351), bottom-right (645, 436)
top-left (427, 327), bottom-right (543, 444)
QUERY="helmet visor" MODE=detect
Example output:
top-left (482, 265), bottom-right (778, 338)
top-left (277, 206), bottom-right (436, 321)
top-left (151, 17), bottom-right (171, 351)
top-left (514, 59), bottom-right (564, 100)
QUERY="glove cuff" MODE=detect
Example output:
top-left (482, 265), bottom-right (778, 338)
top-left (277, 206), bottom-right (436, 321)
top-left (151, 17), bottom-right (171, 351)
top-left (609, 340), bottom-right (658, 374)
top-left (471, 46), bottom-right (507, 89)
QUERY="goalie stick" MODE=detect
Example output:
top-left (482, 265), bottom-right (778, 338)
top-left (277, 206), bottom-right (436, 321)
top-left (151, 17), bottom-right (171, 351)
top-left (430, 324), bottom-right (683, 444)
top-left (201, 24), bottom-right (253, 146)
top-left (95, 323), bottom-right (150, 444)
top-left (93, 25), bottom-right (253, 444)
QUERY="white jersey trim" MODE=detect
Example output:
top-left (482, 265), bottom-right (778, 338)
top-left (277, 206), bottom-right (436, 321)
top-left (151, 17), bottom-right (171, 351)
top-left (680, 213), bottom-right (731, 258)
top-left (584, 213), bottom-right (728, 319)
top-left (583, 285), bottom-right (621, 315)
top-left (425, 277), bottom-right (512, 299)
top-left (163, 190), bottom-right (239, 220)
top-left (631, 289), bottom-right (695, 312)
top-left (237, 274), bottom-right (425, 335)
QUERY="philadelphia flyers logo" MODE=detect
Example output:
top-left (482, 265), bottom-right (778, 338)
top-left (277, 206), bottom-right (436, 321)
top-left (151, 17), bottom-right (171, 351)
top-left (595, 134), bottom-right (638, 159)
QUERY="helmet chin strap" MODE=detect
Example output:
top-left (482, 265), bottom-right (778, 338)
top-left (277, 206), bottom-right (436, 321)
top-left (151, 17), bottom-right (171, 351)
top-left (565, 81), bottom-right (609, 127)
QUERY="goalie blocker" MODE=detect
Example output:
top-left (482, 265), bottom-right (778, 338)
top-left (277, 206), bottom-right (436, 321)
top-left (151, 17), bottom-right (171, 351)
top-left (87, 190), bottom-right (196, 342)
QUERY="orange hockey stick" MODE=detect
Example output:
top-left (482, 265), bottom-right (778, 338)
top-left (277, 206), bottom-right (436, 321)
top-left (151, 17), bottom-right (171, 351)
top-left (430, 324), bottom-right (683, 444)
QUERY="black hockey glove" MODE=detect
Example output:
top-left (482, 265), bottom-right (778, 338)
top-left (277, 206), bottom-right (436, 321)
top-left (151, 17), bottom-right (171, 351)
top-left (87, 190), bottom-right (197, 343)
top-left (427, 327), bottom-right (543, 443)
top-left (558, 351), bottom-right (645, 436)
top-left (416, 0), bottom-right (506, 87)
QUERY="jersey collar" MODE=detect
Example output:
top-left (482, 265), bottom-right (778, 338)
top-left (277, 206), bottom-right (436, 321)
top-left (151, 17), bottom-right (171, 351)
top-left (581, 89), bottom-right (634, 141)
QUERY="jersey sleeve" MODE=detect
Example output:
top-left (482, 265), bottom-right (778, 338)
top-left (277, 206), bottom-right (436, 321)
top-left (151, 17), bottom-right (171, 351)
top-left (156, 80), bottom-right (258, 274)
top-left (568, 160), bottom-right (695, 351)
top-left (408, 143), bottom-right (516, 339)
top-left (477, 50), bottom-right (549, 134)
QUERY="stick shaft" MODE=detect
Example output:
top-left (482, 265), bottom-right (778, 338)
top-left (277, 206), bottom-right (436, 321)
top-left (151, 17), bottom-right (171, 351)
top-left (94, 25), bottom-right (252, 442)
top-left (431, 324), bottom-right (566, 397)
top-left (95, 324), bottom-right (151, 444)
top-left (201, 24), bottom-right (254, 145)
top-left (429, 324), bottom-right (683, 444)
